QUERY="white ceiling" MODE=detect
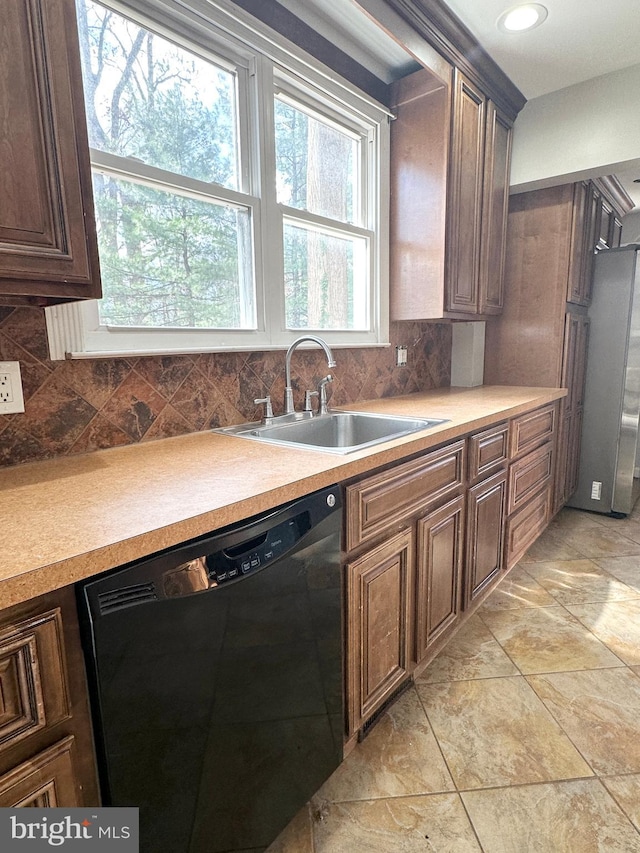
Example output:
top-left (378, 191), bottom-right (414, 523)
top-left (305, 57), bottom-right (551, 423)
top-left (442, 0), bottom-right (640, 101)
top-left (278, 0), bottom-right (640, 209)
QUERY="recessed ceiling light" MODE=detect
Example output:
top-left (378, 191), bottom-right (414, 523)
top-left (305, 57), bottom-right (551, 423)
top-left (497, 4), bottom-right (548, 33)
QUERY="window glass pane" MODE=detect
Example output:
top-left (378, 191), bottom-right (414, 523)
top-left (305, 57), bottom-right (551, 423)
top-left (77, 0), bottom-right (239, 189)
top-left (93, 174), bottom-right (255, 329)
top-left (283, 221), bottom-right (368, 331)
top-left (275, 98), bottom-right (358, 224)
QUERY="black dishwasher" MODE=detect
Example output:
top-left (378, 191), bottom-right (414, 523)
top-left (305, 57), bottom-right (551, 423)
top-left (77, 485), bottom-right (343, 853)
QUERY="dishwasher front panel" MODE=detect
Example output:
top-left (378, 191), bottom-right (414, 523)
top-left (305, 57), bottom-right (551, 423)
top-left (78, 486), bottom-right (343, 853)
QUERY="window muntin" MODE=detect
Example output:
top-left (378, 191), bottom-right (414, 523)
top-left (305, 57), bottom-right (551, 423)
top-left (47, 0), bottom-right (389, 357)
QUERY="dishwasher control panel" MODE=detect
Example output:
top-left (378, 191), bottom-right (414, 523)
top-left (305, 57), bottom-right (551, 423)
top-left (205, 510), bottom-right (311, 583)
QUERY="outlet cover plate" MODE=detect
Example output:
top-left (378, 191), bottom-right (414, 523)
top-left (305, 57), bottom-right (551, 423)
top-left (0, 361), bottom-right (25, 414)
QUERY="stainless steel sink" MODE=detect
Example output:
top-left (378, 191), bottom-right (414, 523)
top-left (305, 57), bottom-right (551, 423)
top-left (215, 411), bottom-right (448, 454)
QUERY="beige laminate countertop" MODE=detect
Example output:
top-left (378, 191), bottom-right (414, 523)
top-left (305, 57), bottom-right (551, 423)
top-left (1, 385), bottom-right (566, 608)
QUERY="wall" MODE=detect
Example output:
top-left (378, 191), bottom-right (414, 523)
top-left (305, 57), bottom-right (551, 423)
top-left (0, 307), bottom-right (451, 468)
top-left (510, 63), bottom-right (640, 193)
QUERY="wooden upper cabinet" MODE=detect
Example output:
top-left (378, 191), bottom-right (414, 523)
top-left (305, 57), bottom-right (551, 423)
top-left (390, 64), bottom-right (512, 321)
top-left (446, 71), bottom-right (512, 317)
top-left (0, 0), bottom-right (101, 305)
top-left (446, 71), bottom-right (485, 315)
top-left (479, 102), bottom-right (511, 314)
top-left (567, 181), bottom-right (600, 307)
top-left (389, 65), bottom-right (451, 321)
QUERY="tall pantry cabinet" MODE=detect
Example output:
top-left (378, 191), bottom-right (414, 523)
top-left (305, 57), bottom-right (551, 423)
top-left (484, 178), bottom-right (632, 513)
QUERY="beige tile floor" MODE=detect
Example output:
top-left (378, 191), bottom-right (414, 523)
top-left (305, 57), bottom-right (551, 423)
top-left (267, 504), bottom-right (640, 852)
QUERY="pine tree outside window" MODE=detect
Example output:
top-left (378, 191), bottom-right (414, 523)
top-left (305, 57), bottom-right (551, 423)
top-left (45, 0), bottom-right (389, 358)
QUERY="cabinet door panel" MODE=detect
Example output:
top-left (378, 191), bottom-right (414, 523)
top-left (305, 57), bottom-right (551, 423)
top-left (415, 495), bottom-right (464, 662)
top-left (509, 404), bottom-right (556, 460)
top-left (505, 486), bottom-right (551, 570)
top-left (346, 441), bottom-right (465, 551)
top-left (465, 469), bottom-right (507, 606)
top-left (0, 736), bottom-right (79, 807)
top-left (0, 0), bottom-right (100, 301)
top-left (446, 71), bottom-right (485, 314)
top-left (0, 609), bottom-right (69, 756)
top-left (346, 530), bottom-right (413, 734)
top-left (479, 103), bottom-right (511, 314)
top-left (508, 442), bottom-right (554, 515)
top-left (469, 423), bottom-right (509, 481)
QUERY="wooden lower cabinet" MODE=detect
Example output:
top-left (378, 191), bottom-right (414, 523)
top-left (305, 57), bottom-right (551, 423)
top-left (0, 736), bottom-right (79, 808)
top-left (415, 494), bottom-right (465, 662)
top-left (346, 529), bottom-right (414, 735)
top-left (0, 588), bottom-right (99, 807)
top-left (465, 469), bottom-right (507, 606)
top-left (343, 405), bottom-right (561, 739)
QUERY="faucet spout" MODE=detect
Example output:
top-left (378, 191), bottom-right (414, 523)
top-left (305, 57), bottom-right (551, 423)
top-left (284, 335), bottom-right (337, 415)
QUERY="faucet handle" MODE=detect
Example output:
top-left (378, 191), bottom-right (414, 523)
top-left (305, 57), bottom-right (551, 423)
top-left (254, 396), bottom-right (274, 423)
top-left (318, 374), bottom-right (333, 416)
top-left (303, 389), bottom-right (319, 413)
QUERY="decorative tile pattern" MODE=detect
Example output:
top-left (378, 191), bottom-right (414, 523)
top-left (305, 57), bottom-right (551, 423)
top-left (601, 774), bottom-right (640, 833)
top-left (479, 605), bottom-right (622, 673)
top-left (565, 599), bottom-right (640, 665)
top-left (527, 668), bottom-right (640, 775)
top-left (0, 308), bottom-right (451, 467)
top-left (415, 676), bottom-right (592, 789)
top-left (521, 559), bottom-right (640, 605)
top-left (478, 564), bottom-right (557, 611)
top-left (416, 615), bottom-right (519, 683)
top-left (314, 687), bottom-right (454, 802)
top-left (462, 779), bottom-right (640, 853)
top-left (311, 793), bottom-right (482, 853)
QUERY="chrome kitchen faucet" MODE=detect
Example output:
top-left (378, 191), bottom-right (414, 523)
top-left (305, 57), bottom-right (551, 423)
top-left (284, 335), bottom-right (336, 415)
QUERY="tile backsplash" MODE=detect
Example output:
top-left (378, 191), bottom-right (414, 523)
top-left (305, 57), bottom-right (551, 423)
top-left (0, 307), bottom-right (451, 467)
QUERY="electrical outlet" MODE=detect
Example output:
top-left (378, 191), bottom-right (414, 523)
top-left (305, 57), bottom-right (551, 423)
top-left (395, 345), bottom-right (408, 367)
top-left (0, 361), bottom-right (25, 414)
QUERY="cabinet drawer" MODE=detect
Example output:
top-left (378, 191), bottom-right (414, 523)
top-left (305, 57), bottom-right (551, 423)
top-left (505, 486), bottom-right (551, 570)
top-left (508, 442), bottom-right (554, 515)
top-left (0, 736), bottom-right (79, 807)
top-left (469, 423), bottom-right (509, 481)
top-left (0, 609), bottom-right (69, 756)
top-left (509, 404), bottom-right (556, 459)
top-left (346, 441), bottom-right (465, 551)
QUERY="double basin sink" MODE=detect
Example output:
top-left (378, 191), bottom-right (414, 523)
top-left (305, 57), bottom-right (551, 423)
top-left (215, 410), bottom-right (448, 454)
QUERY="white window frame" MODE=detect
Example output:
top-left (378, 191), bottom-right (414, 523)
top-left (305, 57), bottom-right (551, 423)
top-left (46, 0), bottom-right (390, 359)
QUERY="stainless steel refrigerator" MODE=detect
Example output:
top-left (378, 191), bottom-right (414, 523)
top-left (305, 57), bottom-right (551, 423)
top-left (568, 244), bottom-right (640, 516)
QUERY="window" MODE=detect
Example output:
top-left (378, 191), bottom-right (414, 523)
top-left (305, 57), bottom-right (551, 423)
top-left (46, 0), bottom-right (389, 358)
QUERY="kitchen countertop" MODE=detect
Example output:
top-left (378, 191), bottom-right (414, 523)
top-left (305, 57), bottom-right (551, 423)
top-left (0, 385), bottom-right (566, 608)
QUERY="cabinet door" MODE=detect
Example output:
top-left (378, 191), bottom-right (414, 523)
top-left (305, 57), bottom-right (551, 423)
top-left (559, 312), bottom-right (588, 503)
top-left (465, 469), bottom-right (507, 606)
top-left (346, 530), bottom-right (413, 735)
top-left (446, 71), bottom-right (485, 315)
top-left (415, 495), bottom-right (464, 663)
top-left (479, 102), bottom-right (512, 314)
top-left (581, 184), bottom-right (601, 304)
top-left (0, 0), bottom-right (100, 303)
top-left (611, 217), bottom-right (623, 248)
top-left (0, 737), bottom-right (79, 807)
top-left (567, 182), bottom-right (599, 306)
